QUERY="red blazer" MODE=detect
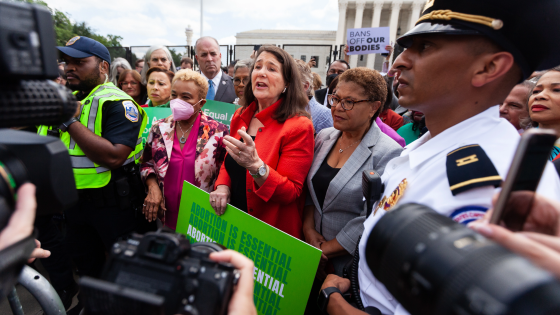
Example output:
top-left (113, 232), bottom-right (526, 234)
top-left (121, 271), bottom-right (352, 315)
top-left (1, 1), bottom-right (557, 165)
top-left (214, 99), bottom-right (314, 238)
top-left (379, 109), bottom-right (404, 131)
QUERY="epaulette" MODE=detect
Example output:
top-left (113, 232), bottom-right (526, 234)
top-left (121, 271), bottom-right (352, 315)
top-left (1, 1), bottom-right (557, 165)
top-left (446, 144), bottom-right (502, 196)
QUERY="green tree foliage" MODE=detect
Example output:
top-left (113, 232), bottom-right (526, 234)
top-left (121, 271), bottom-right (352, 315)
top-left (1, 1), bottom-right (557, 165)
top-left (168, 48), bottom-right (183, 69)
top-left (13, 0), bottom-right (124, 49)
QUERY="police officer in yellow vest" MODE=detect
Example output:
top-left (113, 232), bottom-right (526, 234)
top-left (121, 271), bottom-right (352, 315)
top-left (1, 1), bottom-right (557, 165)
top-left (46, 36), bottom-right (148, 278)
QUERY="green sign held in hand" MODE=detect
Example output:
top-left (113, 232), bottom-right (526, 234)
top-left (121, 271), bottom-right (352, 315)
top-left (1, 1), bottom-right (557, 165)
top-left (141, 101), bottom-right (240, 147)
top-left (176, 182), bottom-right (322, 315)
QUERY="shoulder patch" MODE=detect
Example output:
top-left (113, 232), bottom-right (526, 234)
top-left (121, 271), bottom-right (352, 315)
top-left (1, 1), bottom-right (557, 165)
top-left (123, 101), bottom-right (139, 122)
top-left (446, 144), bottom-right (502, 196)
top-left (450, 206), bottom-right (488, 225)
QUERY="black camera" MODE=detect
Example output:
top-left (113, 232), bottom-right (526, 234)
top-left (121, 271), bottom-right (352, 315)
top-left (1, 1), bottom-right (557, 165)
top-left (0, 0), bottom-right (78, 301)
top-left (80, 228), bottom-right (239, 315)
top-left (365, 203), bottom-right (560, 315)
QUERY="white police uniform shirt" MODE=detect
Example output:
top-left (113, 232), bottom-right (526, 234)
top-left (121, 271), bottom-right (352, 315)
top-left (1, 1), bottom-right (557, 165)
top-left (358, 106), bottom-right (560, 315)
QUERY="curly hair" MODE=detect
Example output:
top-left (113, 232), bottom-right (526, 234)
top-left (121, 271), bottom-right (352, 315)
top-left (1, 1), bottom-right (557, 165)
top-left (172, 69), bottom-right (209, 100)
top-left (339, 68), bottom-right (387, 104)
top-left (338, 68), bottom-right (387, 121)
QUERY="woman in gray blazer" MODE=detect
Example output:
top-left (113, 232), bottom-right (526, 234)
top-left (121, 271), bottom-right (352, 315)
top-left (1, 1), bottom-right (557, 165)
top-left (303, 68), bottom-right (403, 276)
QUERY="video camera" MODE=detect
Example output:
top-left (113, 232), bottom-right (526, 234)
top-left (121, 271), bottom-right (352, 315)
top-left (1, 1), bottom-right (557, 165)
top-left (0, 0), bottom-right (79, 300)
top-left (365, 203), bottom-right (560, 315)
top-left (79, 228), bottom-right (238, 315)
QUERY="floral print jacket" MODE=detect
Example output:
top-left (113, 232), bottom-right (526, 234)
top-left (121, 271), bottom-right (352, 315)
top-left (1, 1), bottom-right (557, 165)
top-left (140, 113), bottom-right (229, 195)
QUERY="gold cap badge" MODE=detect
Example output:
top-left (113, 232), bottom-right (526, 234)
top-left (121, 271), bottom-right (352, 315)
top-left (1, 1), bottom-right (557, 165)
top-left (66, 36), bottom-right (80, 46)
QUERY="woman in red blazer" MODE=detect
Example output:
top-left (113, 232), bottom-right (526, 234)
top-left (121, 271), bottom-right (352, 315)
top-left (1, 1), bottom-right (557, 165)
top-left (210, 46), bottom-right (314, 239)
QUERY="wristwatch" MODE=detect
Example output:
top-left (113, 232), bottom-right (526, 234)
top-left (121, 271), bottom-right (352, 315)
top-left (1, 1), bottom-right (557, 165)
top-left (317, 287), bottom-right (342, 313)
top-left (58, 117), bottom-right (79, 132)
top-left (249, 162), bottom-right (267, 178)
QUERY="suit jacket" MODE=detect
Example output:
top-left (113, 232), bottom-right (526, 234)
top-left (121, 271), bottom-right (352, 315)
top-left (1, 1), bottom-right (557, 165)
top-left (213, 72), bottom-right (237, 104)
top-left (214, 99), bottom-right (315, 238)
top-left (315, 88), bottom-right (328, 105)
top-left (306, 123), bottom-right (402, 273)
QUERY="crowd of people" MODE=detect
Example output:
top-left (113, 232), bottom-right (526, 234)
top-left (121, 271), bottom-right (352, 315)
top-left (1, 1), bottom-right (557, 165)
top-left (4, 0), bottom-right (560, 314)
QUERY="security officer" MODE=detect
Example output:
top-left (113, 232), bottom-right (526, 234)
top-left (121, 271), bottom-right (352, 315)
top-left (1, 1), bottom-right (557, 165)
top-left (39, 36), bottom-right (147, 278)
top-left (317, 0), bottom-right (560, 314)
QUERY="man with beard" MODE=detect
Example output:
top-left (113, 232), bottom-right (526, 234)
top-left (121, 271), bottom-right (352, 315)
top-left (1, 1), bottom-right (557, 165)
top-left (316, 0), bottom-right (560, 314)
top-left (50, 36), bottom-right (148, 280)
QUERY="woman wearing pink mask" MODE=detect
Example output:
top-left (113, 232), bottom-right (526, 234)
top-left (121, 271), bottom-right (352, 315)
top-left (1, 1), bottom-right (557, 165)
top-left (140, 69), bottom-right (229, 229)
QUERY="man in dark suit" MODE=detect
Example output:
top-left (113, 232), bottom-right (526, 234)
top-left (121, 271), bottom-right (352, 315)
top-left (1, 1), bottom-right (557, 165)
top-left (195, 36), bottom-right (237, 104)
top-left (315, 59), bottom-right (350, 105)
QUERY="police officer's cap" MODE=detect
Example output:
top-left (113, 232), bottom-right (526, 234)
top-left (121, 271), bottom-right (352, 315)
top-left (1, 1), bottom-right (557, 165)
top-left (57, 36), bottom-right (111, 65)
top-left (397, 0), bottom-right (560, 80)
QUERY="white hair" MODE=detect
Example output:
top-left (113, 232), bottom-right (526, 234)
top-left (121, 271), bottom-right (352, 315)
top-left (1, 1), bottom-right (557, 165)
top-left (233, 59), bottom-right (253, 75)
top-left (109, 57), bottom-right (132, 86)
top-left (140, 45), bottom-right (177, 84)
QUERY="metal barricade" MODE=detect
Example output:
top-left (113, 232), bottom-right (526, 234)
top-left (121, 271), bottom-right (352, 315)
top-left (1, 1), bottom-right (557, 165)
top-left (8, 265), bottom-right (67, 315)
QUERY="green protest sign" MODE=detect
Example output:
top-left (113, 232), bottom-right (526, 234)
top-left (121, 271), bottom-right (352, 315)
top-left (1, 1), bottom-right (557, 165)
top-left (141, 101), bottom-right (239, 147)
top-left (141, 107), bottom-right (171, 147)
top-left (176, 182), bottom-right (322, 315)
top-left (203, 100), bottom-right (240, 126)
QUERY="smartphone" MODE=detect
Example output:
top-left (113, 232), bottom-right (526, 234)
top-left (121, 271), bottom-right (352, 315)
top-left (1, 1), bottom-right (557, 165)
top-left (490, 129), bottom-right (558, 225)
top-left (253, 45), bottom-right (261, 51)
top-left (310, 56), bottom-right (319, 68)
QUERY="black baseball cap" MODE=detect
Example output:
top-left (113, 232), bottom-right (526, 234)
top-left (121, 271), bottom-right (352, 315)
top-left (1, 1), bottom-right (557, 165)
top-left (57, 36), bottom-right (111, 65)
top-left (397, 0), bottom-right (560, 80)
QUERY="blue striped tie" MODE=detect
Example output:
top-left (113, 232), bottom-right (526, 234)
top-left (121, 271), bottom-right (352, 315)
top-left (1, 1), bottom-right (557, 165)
top-left (207, 79), bottom-right (215, 100)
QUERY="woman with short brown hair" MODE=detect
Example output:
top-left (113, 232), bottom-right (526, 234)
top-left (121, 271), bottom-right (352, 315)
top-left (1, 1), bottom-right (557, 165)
top-left (146, 67), bottom-right (174, 108)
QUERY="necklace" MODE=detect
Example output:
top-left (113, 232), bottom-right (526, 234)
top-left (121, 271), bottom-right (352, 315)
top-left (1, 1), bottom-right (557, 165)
top-left (339, 138), bottom-right (360, 153)
top-left (177, 114), bottom-right (198, 144)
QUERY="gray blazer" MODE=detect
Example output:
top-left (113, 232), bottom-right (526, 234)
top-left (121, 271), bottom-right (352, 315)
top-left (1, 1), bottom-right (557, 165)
top-left (214, 72), bottom-right (237, 104)
top-left (306, 123), bottom-right (402, 272)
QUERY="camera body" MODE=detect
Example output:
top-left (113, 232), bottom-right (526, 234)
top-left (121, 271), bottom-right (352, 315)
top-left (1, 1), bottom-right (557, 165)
top-left (80, 229), bottom-right (238, 315)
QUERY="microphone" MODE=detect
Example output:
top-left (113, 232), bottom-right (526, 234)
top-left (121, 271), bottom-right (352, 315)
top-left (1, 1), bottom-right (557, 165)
top-left (362, 170), bottom-right (384, 218)
top-left (0, 80), bottom-right (77, 128)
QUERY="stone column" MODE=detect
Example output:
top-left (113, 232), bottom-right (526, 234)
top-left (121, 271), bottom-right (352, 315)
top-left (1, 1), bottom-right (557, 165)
top-left (336, 0), bottom-right (349, 47)
top-left (350, 1), bottom-right (366, 68)
top-left (389, 1), bottom-right (403, 44)
top-left (408, 1), bottom-right (425, 31)
top-left (366, 1), bottom-right (384, 69)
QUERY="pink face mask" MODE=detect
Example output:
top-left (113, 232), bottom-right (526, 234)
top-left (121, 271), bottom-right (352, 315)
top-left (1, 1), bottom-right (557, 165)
top-left (170, 98), bottom-right (201, 121)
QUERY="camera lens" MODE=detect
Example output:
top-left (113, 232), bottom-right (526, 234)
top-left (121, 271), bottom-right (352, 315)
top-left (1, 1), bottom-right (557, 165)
top-left (365, 203), bottom-right (560, 315)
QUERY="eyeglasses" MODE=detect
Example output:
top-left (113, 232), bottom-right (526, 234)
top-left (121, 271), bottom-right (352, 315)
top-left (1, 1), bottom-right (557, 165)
top-left (328, 95), bottom-right (371, 111)
top-left (233, 77), bottom-right (249, 86)
top-left (121, 81), bottom-right (139, 87)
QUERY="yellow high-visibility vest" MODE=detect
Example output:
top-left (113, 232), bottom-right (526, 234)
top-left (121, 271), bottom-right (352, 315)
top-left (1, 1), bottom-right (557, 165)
top-left (39, 83), bottom-right (147, 189)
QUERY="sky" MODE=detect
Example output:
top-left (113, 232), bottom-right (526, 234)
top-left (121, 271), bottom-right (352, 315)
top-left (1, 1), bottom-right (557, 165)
top-left (43, 0), bottom-right (340, 47)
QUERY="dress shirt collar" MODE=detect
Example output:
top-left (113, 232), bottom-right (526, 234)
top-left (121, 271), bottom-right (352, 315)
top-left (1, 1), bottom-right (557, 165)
top-left (200, 69), bottom-right (222, 90)
top-left (239, 98), bottom-right (284, 127)
top-left (406, 105), bottom-right (502, 169)
top-left (323, 88), bottom-right (329, 106)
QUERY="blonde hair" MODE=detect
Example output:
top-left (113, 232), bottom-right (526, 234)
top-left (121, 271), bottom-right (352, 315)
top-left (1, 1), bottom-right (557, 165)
top-left (172, 69), bottom-right (209, 100)
top-left (312, 72), bottom-right (322, 91)
top-left (294, 59), bottom-right (313, 97)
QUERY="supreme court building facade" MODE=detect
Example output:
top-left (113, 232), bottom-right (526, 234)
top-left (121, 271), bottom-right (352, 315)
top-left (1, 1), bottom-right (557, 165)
top-left (336, 0), bottom-right (427, 70)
